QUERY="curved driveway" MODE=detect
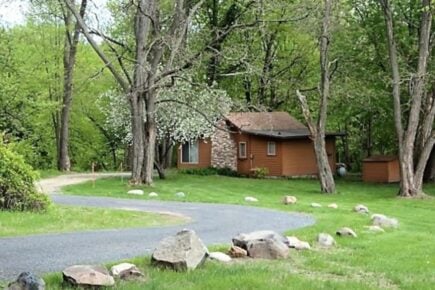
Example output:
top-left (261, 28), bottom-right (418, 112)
top-left (0, 174), bottom-right (314, 280)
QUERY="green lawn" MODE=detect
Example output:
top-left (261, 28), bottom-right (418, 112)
top-left (51, 174), bottom-right (435, 289)
top-left (0, 205), bottom-right (185, 237)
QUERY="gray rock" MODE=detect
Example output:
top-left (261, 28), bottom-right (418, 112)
top-left (317, 233), bottom-right (335, 248)
top-left (232, 230), bottom-right (289, 259)
top-left (371, 214), bottom-right (399, 228)
top-left (327, 203), bottom-right (338, 209)
top-left (148, 192), bottom-right (158, 197)
top-left (232, 230), bottom-right (289, 249)
top-left (244, 196), bottom-right (258, 202)
top-left (336, 227), bottom-right (357, 238)
top-left (286, 236), bottom-right (311, 250)
top-left (228, 246), bottom-right (247, 258)
top-left (364, 225), bottom-right (385, 233)
top-left (151, 229), bottom-right (208, 271)
top-left (62, 265), bottom-right (115, 287)
top-left (110, 263), bottom-right (144, 280)
top-left (246, 238), bottom-right (289, 259)
top-left (7, 272), bottom-right (45, 290)
top-left (282, 196), bottom-right (297, 205)
top-left (311, 203), bottom-right (322, 208)
top-left (209, 252), bottom-right (232, 263)
top-left (175, 192), bottom-right (185, 198)
top-left (354, 204), bottom-right (369, 214)
top-left (127, 189), bottom-right (144, 195)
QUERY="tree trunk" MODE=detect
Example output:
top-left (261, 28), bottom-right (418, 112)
top-left (295, 0), bottom-right (335, 193)
top-left (57, 0), bottom-right (87, 171)
top-left (314, 136), bottom-right (336, 193)
top-left (130, 93), bottom-right (145, 184)
top-left (316, 0), bottom-right (335, 193)
top-left (380, 0), bottom-right (432, 197)
top-left (143, 90), bottom-right (157, 185)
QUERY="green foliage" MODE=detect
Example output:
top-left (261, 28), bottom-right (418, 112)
top-left (0, 142), bottom-right (50, 211)
top-left (250, 167), bottom-right (269, 179)
top-left (180, 167), bottom-right (240, 177)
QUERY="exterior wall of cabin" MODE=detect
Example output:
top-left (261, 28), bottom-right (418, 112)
top-left (281, 138), bottom-right (336, 176)
top-left (177, 139), bottom-right (211, 169)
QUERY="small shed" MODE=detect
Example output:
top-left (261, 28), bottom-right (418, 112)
top-left (362, 156), bottom-right (400, 183)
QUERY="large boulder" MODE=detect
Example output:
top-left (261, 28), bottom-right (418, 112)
top-left (62, 265), bottom-right (115, 287)
top-left (7, 272), bottom-right (45, 290)
top-left (246, 238), bottom-right (289, 259)
top-left (151, 229), bottom-right (208, 271)
top-left (232, 230), bottom-right (289, 249)
top-left (232, 231), bottom-right (289, 259)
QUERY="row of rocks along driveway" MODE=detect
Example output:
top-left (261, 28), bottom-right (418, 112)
top-left (0, 174), bottom-right (314, 280)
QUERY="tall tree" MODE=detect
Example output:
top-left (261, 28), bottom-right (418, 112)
top-left (380, 0), bottom-right (434, 197)
top-left (296, 0), bottom-right (336, 193)
top-left (57, 0), bottom-right (88, 171)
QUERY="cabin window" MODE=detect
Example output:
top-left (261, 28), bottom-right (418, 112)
top-left (267, 141), bottom-right (276, 156)
top-left (181, 141), bottom-right (199, 163)
top-left (239, 142), bottom-right (247, 158)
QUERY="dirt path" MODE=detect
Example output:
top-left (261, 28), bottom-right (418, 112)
top-left (36, 172), bottom-right (131, 194)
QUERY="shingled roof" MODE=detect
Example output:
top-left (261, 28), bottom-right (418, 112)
top-left (226, 112), bottom-right (343, 139)
top-left (226, 112), bottom-right (307, 131)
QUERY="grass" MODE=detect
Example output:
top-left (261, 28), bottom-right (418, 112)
top-left (38, 173), bottom-right (435, 289)
top-left (0, 205), bottom-right (185, 237)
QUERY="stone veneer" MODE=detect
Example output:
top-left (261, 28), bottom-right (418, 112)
top-left (211, 120), bottom-right (237, 170)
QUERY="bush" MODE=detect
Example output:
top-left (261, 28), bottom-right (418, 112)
top-left (251, 167), bottom-right (269, 179)
top-left (0, 142), bottom-right (50, 211)
top-left (180, 166), bottom-right (240, 177)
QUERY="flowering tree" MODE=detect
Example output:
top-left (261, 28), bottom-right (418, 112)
top-left (100, 78), bottom-right (232, 177)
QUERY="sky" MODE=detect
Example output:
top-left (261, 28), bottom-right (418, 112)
top-left (0, 0), bottom-right (110, 27)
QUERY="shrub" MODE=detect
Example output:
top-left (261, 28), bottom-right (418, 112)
top-left (0, 142), bottom-right (50, 211)
top-left (251, 167), bottom-right (269, 179)
top-left (180, 166), bottom-right (240, 177)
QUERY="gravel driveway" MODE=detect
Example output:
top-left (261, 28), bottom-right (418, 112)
top-left (0, 174), bottom-right (314, 280)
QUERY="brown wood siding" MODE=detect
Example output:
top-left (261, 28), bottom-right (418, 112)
top-left (281, 138), bottom-right (336, 176)
top-left (177, 139), bottom-right (211, 169)
top-left (233, 134), bottom-right (283, 176)
top-left (388, 160), bottom-right (401, 182)
top-left (234, 133), bottom-right (251, 175)
top-left (363, 159), bottom-right (400, 183)
top-left (249, 136), bottom-right (283, 176)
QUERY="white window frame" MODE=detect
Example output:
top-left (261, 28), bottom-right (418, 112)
top-left (181, 141), bottom-right (199, 164)
top-left (239, 142), bottom-right (247, 159)
top-left (267, 141), bottom-right (276, 156)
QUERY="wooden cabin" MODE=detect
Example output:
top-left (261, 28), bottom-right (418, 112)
top-left (178, 112), bottom-right (343, 177)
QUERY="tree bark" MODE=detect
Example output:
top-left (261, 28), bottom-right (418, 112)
top-left (295, 0), bottom-right (336, 194)
top-left (380, 0), bottom-right (432, 197)
top-left (57, 0), bottom-right (87, 171)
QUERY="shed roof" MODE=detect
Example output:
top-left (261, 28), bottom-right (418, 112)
top-left (363, 155), bottom-right (398, 162)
